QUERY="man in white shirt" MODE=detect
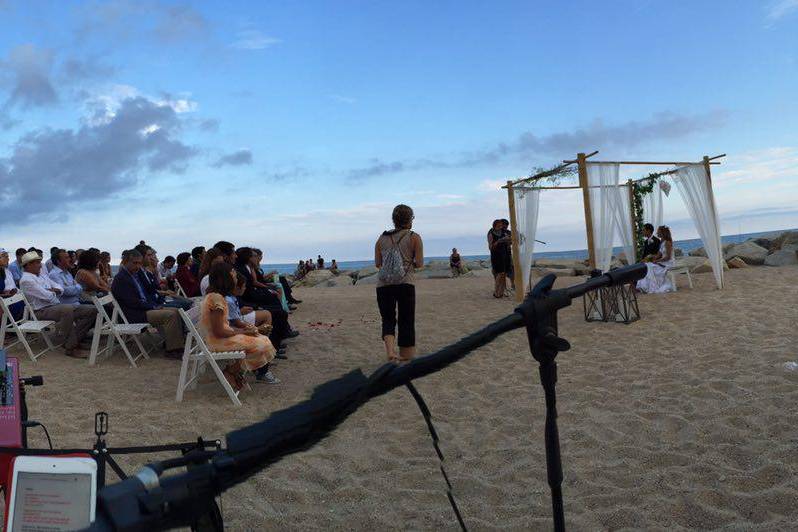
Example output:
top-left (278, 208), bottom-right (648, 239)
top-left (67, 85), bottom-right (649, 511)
top-left (19, 251), bottom-right (96, 358)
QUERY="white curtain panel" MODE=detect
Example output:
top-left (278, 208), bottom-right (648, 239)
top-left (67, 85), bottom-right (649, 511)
top-left (613, 185), bottom-right (636, 264)
top-left (513, 187), bottom-right (540, 295)
top-left (674, 164), bottom-right (724, 289)
top-left (586, 163), bottom-right (621, 271)
top-left (643, 180), bottom-right (664, 228)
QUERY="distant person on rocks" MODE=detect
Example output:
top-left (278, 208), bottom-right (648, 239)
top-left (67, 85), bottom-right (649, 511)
top-left (488, 219), bottom-right (512, 298)
top-left (329, 260), bottom-right (339, 274)
top-left (450, 248), bottom-right (466, 276)
top-left (317, 255), bottom-right (324, 269)
top-left (375, 204), bottom-right (423, 363)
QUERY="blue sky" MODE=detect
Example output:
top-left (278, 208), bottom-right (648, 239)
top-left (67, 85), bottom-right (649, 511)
top-left (1, 0), bottom-right (796, 262)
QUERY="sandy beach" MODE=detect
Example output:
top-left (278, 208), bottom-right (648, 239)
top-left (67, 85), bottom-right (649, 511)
top-left (7, 265), bottom-right (798, 530)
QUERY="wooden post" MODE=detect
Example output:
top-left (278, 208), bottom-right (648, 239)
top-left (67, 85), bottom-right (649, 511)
top-left (627, 179), bottom-right (637, 261)
top-left (703, 156), bottom-right (724, 289)
top-left (506, 180), bottom-right (525, 301)
top-left (577, 153), bottom-right (596, 269)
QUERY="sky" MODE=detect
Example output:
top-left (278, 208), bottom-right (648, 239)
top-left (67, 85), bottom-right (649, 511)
top-left (0, 0), bottom-right (796, 262)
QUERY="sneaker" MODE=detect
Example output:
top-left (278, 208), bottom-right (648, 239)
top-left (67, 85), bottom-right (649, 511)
top-left (256, 370), bottom-right (281, 384)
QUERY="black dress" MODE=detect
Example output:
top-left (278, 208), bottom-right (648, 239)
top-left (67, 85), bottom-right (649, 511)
top-left (488, 229), bottom-right (512, 275)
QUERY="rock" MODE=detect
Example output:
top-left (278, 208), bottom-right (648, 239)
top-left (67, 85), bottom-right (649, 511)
top-left (674, 248), bottom-right (683, 257)
top-left (325, 276), bottom-right (354, 287)
top-left (726, 257), bottom-right (748, 269)
top-left (691, 259), bottom-right (729, 274)
top-left (417, 269), bottom-right (454, 280)
top-left (465, 260), bottom-right (485, 271)
top-left (676, 257), bottom-right (708, 270)
top-left (783, 243), bottom-right (798, 253)
top-left (425, 260), bottom-right (450, 270)
top-left (688, 247), bottom-right (707, 257)
top-left (723, 241), bottom-right (768, 265)
top-left (356, 266), bottom-right (378, 279)
top-left (764, 249), bottom-right (798, 267)
top-left (616, 252), bottom-right (629, 265)
top-left (300, 269), bottom-right (334, 286)
top-left (531, 267), bottom-right (577, 277)
top-left (748, 237), bottom-right (773, 250)
top-left (355, 274), bottom-right (379, 285)
top-left (532, 259), bottom-right (590, 275)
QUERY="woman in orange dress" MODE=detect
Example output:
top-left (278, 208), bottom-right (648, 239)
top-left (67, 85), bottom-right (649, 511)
top-left (200, 262), bottom-right (279, 390)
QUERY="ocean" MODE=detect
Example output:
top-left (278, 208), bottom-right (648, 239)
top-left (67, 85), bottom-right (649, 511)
top-left (262, 229), bottom-right (794, 275)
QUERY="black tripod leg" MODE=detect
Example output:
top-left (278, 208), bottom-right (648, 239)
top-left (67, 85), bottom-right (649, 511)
top-left (540, 361), bottom-right (565, 532)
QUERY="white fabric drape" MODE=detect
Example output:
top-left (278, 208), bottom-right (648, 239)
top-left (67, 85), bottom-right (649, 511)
top-left (586, 163), bottom-right (633, 271)
top-left (643, 180), bottom-right (664, 228)
top-left (673, 164), bottom-right (724, 289)
top-left (512, 187), bottom-right (540, 295)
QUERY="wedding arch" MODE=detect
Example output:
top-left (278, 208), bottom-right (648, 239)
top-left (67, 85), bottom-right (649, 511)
top-left (503, 151), bottom-right (726, 301)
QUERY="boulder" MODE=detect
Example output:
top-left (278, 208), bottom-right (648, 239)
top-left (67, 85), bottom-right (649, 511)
top-left (726, 257), bottom-right (748, 269)
top-left (783, 243), bottom-right (798, 253)
top-left (355, 274), bottom-right (379, 285)
top-left (675, 257), bottom-right (707, 270)
top-left (691, 259), bottom-right (729, 274)
top-left (356, 266), bottom-right (378, 279)
top-left (532, 258), bottom-right (590, 275)
top-left (674, 248), bottom-right (683, 257)
top-left (723, 241), bottom-right (768, 265)
top-left (764, 249), bottom-right (798, 267)
top-left (425, 260), bottom-right (450, 270)
top-left (688, 247), bottom-right (707, 257)
top-left (300, 269), bottom-right (334, 287)
top-left (531, 267), bottom-right (577, 277)
top-left (325, 276), bottom-right (354, 287)
top-left (417, 269), bottom-right (454, 280)
top-left (748, 237), bottom-right (774, 250)
top-left (465, 260), bottom-right (485, 271)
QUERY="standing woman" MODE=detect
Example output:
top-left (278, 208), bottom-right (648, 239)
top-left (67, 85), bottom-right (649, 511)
top-left (375, 204), bottom-right (423, 363)
top-left (488, 219), bottom-right (512, 298)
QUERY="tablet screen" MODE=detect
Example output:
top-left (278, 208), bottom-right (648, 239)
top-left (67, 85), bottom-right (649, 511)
top-left (11, 471), bottom-right (93, 531)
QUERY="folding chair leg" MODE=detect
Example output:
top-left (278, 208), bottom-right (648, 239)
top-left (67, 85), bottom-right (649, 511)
top-left (114, 332), bottom-right (138, 368)
top-left (176, 337), bottom-right (193, 402)
top-left (0, 313), bottom-right (7, 347)
top-left (107, 331), bottom-right (116, 358)
top-left (17, 332), bottom-right (38, 362)
top-left (687, 271), bottom-right (694, 289)
top-left (207, 359), bottom-right (242, 407)
top-left (89, 315), bottom-right (104, 366)
top-left (132, 335), bottom-right (150, 360)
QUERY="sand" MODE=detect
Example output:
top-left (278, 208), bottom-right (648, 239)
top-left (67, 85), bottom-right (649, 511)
top-left (6, 265), bottom-right (798, 530)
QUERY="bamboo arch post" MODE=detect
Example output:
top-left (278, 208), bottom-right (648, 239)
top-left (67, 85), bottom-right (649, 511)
top-left (577, 153), bottom-right (596, 269)
top-left (703, 156), bottom-right (725, 289)
top-left (506, 180), bottom-right (525, 302)
top-left (627, 179), bottom-right (637, 261)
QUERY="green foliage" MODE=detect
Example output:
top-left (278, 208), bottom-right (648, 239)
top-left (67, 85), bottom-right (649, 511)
top-left (632, 175), bottom-right (657, 260)
top-left (527, 164), bottom-right (578, 186)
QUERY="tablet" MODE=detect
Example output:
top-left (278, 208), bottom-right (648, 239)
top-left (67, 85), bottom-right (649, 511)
top-left (6, 456), bottom-right (96, 531)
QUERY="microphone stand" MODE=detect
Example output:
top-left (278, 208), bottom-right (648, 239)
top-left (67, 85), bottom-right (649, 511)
top-left (85, 264), bottom-right (647, 532)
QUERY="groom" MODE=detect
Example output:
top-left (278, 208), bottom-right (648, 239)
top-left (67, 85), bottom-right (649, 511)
top-left (642, 223), bottom-right (661, 260)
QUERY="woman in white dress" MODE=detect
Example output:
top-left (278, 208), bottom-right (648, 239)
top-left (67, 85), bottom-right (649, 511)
top-left (637, 226), bottom-right (676, 293)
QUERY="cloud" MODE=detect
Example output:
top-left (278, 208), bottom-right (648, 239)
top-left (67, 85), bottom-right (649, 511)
top-left (0, 96), bottom-right (198, 227)
top-left (230, 30), bottom-right (281, 50)
top-left (198, 118), bottom-right (220, 132)
top-left (346, 110), bottom-right (729, 181)
top-left (329, 94), bottom-right (356, 104)
top-left (263, 165), bottom-right (312, 182)
top-left (212, 149), bottom-right (253, 168)
top-left (81, 85), bottom-right (198, 126)
top-left (1, 44), bottom-right (58, 109)
top-left (60, 57), bottom-right (115, 83)
top-left (153, 4), bottom-right (209, 42)
top-left (715, 146), bottom-right (798, 184)
top-left (766, 0), bottom-right (798, 20)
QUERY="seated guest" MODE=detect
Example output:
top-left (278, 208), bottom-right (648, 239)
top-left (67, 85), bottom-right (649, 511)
top-left (8, 248), bottom-right (26, 283)
top-left (19, 251), bottom-right (96, 358)
top-left (111, 249), bottom-right (184, 358)
top-left (0, 248), bottom-right (23, 320)
top-left (190, 246), bottom-right (205, 278)
top-left (251, 248), bottom-right (295, 310)
top-left (329, 260), bottom-right (339, 274)
top-left (48, 249), bottom-right (85, 306)
top-left (450, 248), bottom-right (466, 276)
top-left (98, 252), bottom-right (113, 284)
top-left (236, 247), bottom-right (288, 312)
top-left (201, 262), bottom-right (279, 388)
top-left (198, 248), bottom-right (225, 296)
top-left (74, 249), bottom-right (110, 303)
top-left (228, 274), bottom-right (284, 358)
top-left (637, 226), bottom-right (676, 294)
top-left (158, 255), bottom-right (177, 288)
top-left (641, 223), bottom-right (661, 261)
top-left (175, 252), bottom-right (200, 297)
top-left (136, 245), bottom-right (192, 310)
top-left (44, 246), bottom-right (59, 274)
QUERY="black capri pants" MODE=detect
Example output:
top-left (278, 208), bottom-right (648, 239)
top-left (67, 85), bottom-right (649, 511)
top-left (376, 283), bottom-right (416, 347)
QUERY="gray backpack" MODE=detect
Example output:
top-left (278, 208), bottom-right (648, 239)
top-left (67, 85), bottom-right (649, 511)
top-left (378, 232), bottom-right (411, 284)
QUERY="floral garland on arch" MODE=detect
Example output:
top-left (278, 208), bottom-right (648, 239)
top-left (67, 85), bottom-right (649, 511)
top-left (632, 174), bottom-right (657, 261)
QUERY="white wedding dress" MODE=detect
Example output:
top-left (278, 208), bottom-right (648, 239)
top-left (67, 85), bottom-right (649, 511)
top-left (637, 242), bottom-right (675, 294)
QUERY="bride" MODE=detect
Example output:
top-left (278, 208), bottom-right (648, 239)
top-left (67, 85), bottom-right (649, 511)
top-left (637, 225), bottom-right (676, 293)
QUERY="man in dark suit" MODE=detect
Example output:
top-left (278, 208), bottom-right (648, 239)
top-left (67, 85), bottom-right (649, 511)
top-left (642, 223), bottom-right (661, 260)
top-left (111, 248), bottom-right (184, 358)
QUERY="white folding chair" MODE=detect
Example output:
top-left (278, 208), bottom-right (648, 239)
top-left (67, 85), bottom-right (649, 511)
top-left (176, 308), bottom-right (245, 406)
top-left (667, 266), bottom-right (694, 292)
top-left (174, 278), bottom-right (188, 298)
top-left (0, 292), bottom-right (58, 362)
top-left (88, 294), bottom-right (151, 367)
